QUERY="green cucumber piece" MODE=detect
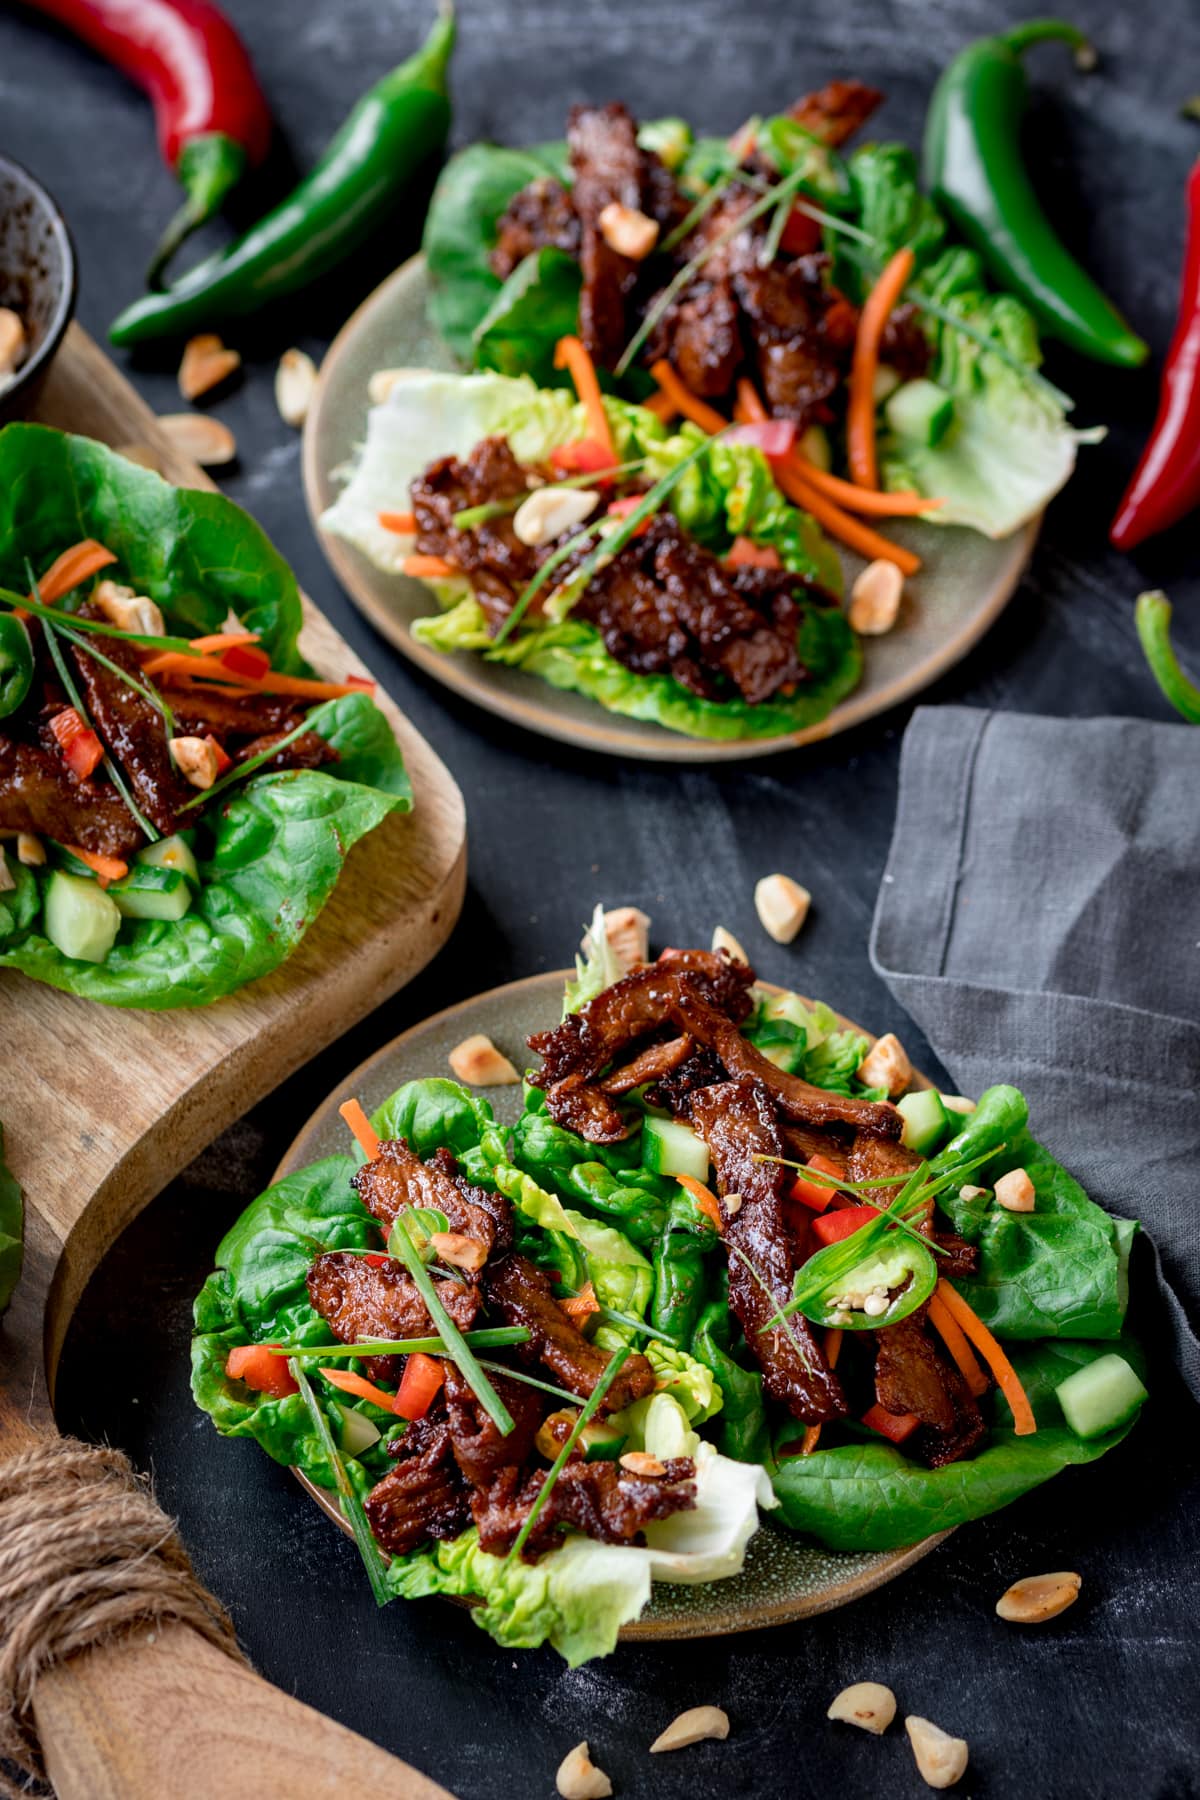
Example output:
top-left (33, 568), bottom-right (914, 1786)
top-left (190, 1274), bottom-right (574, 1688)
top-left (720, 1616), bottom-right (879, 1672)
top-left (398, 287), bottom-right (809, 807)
top-left (336, 1402), bottom-right (383, 1457)
top-left (642, 1115), bottom-right (710, 1183)
top-left (1055, 1353), bottom-right (1147, 1440)
top-left (109, 866), bottom-right (194, 922)
top-left (885, 378), bottom-right (955, 447)
top-left (43, 870), bottom-right (121, 964)
top-left (897, 1089), bottom-right (953, 1155)
top-left (137, 832), bottom-right (200, 886)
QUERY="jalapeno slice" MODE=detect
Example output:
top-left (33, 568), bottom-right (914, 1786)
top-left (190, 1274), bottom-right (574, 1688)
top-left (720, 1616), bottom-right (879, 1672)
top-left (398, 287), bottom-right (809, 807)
top-left (0, 615), bottom-right (34, 720)
top-left (794, 1233), bottom-right (939, 1331)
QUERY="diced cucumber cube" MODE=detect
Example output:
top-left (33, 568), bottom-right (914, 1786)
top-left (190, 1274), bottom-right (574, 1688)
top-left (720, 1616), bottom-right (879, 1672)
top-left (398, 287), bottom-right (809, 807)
top-left (885, 378), bottom-right (955, 447)
top-left (43, 870), bottom-right (120, 964)
top-left (1055, 1353), bottom-right (1147, 1439)
top-left (137, 832), bottom-right (200, 886)
top-left (642, 1115), bottom-right (710, 1183)
top-left (896, 1088), bottom-right (953, 1155)
top-left (109, 866), bottom-right (193, 921)
top-left (336, 1402), bottom-right (382, 1457)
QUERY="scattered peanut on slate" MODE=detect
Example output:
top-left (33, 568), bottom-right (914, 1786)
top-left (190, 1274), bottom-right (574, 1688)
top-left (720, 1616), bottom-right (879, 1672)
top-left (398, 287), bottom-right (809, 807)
top-left (158, 413), bottom-right (237, 468)
top-left (711, 924), bottom-right (749, 965)
top-left (582, 905), bottom-right (650, 975)
top-left (275, 348), bottom-right (317, 426)
top-left (849, 558), bottom-right (904, 635)
top-left (826, 1681), bottom-right (897, 1735)
top-left (447, 1034), bottom-right (520, 1087)
top-left (856, 1031), bottom-right (913, 1096)
top-left (996, 1570), bottom-right (1081, 1623)
top-left (905, 1716), bottom-right (969, 1789)
top-left (0, 307), bottom-right (27, 375)
top-left (649, 1705), bottom-right (730, 1752)
top-left (178, 333), bottom-right (241, 401)
top-left (754, 873), bottom-right (811, 943)
top-left (555, 1741), bottom-right (612, 1799)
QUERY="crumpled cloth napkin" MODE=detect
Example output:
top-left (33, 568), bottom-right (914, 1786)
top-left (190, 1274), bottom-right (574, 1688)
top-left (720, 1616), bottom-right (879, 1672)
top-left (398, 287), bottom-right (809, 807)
top-left (871, 706), bottom-right (1200, 1398)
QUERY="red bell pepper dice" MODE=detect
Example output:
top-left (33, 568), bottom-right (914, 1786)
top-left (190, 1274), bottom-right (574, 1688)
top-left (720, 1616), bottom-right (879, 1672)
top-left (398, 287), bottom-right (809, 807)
top-left (789, 1155), bottom-right (845, 1214)
top-left (862, 1402), bottom-right (920, 1445)
top-left (811, 1203), bottom-right (879, 1246)
top-left (396, 1351), bottom-right (445, 1421)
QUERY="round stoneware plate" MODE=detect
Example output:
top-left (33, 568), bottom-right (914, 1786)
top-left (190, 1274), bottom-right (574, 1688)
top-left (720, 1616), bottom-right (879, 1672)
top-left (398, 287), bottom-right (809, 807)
top-left (276, 969), bottom-right (950, 1639)
top-left (304, 255), bottom-right (1038, 764)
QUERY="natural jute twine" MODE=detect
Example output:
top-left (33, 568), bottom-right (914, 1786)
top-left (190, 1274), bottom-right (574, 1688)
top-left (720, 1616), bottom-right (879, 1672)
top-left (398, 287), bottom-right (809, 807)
top-left (0, 1437), bottom-right (246, 1796)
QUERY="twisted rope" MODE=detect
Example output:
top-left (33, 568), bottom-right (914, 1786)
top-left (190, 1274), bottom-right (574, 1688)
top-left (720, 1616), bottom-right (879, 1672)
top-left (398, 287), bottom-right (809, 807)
top-left (0, 1437), bottom-right (245, 1796)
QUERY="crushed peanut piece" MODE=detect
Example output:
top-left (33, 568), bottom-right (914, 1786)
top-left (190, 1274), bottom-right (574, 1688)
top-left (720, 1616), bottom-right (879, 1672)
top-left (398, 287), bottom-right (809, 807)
top-left (856, 1032), bottom-right (912, 1097)
top-left (0, 308), bottom-right (28, 375)
top-left (826, 1680), bottom-right (897, 1735)
top-left (940, 1094), bottom-right (976, 1115)
top-left (0, 852), bottom-right (14, 893)
top-left (619, 1451), bottom-right (666, 1477)
top-left (158, 413), bottom-right (237, 468)
top-left (513, 484), bottom-right (599, 547)
top-left (754, 873), bottom-right (811, 943)
top-left (428, 1231), bottom-right (488, 1274)
top-left (849, 559), bottom-right (904, 635)
top-left (598, 201), bottom-right (660, 260)
top-left (556, 1742), bottom-right (612, 1800)
top-left (905, 1716), bottom-right (969, 1789)
top-left (996, 1570), bottom-right (1081, 1623)
top-left (581, 904), bottom-right (651, 976)
top-left (15, 834), bottom-right (45, 867)
top-left (94, 579), bottom-right (165, 638)
top-left (722, 1191), bottom-right (743, 1217)
top-left (994, 1167), bottom-right (1036, 1212)
top-left (650, 1705), bottom-right (731, 1752)
top-left (447, 1033), bottom-right (520, 1087)
top-left (178, 333), bottom-right (241, 401)
top-left (168, 735), bottom-right (220, 789)
top-left (711, 924), bottom-right (749, 966)
top-left (275, 348), bottom-right (318, 427)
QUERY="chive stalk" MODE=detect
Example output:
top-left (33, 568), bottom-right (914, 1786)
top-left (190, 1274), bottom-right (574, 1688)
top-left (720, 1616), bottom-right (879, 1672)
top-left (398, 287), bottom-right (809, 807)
top-left (505, 1346), bottom-right (631, 1563)
top-left (274, 1327), bottom-right (531, 1358)
top-left (37, 603), bottom-right (160, 843)
top-left (0, 584), bottom-right (199, 653)
top-left (291, 1359), bottom-right (391, 1607)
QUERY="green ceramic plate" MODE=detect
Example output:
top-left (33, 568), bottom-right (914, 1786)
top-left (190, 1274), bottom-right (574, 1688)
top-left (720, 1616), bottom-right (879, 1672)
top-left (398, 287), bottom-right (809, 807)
top-left (277, 970), bottom-right (950, 1639)
top-left (303, 254), bottom-right (1039, 764)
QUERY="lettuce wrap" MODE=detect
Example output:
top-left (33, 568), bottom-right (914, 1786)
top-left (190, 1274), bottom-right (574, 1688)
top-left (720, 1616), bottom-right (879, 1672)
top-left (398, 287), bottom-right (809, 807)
top-left (0, 427), bottom-right (411, 1009)
top-left (193, 931), bottom-right (1143, 1661)
top-left (319, 371), bottom-right (861, 743)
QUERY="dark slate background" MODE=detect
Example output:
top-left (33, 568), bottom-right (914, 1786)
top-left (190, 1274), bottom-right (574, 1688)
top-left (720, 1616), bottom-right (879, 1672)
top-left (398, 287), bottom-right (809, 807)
top-left (4, 0), bottom-right (1199, 1793)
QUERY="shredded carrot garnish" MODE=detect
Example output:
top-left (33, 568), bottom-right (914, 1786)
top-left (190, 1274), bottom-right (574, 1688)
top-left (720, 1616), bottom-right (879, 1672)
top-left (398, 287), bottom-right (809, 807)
top-left (228, 670), bottom-right (361, 701)
top-left (63, 845), bottom-right (128, 888)
top-left (339, 1098), bottom-right (380, 1161)
top-left (562, 1280), bottom-right (601, 1323)
top-left (676, 1173), bottom-right (725, 1235)
top-left (186, 630), bottom-right (262, 654)
top-left (31, 540), bottom-right (118, 606)
top-left (734, 378), bottom-right (768, 424)
top-left (379, 511), bottom-right (417, 534)
top-left (774, 456), bottom-right (922, 577)
top-left (847, 246), bottom-right (915, 489)
top-left (935, 1279), bottom-right (1036, 1435)
top-left (927, 1291), bottom-right (989, 1398)
top-left (800, 1328), bottom-right (844, 1455)
top-left (642, 389), bottom-right (678, 424)
top-left (403, 554), bottom-right (457, 580)
top-left (554, 335), bottom-right (617, 464)
top-left (140, 650), bottom-right (363, 701)
top-left (319, 1366), bottom-right (399, 1412)
top-left (649, 360), bottom-right (729, 435)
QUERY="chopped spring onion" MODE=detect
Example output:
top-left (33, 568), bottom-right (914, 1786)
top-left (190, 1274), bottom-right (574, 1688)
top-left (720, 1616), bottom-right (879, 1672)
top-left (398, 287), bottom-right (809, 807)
top-left (487, 521), bottom-right (597, 650)
top-left (291, 1358), bottom-right (391, 1606)
top-left (274, 1327), bottom-right (531, 1358)
top-left (476, 1359), bottom-right (583, 1406)
top-left (506, 1346), bottom-right (631, 1563)
top-left (0, 583), bottom-right (198, 654)
top-left (660, 173), bottom-right (735, 254)
top-left (451, 459), bottom-right (649, 531)
top-left (177, 709), bottom-right (320, 812)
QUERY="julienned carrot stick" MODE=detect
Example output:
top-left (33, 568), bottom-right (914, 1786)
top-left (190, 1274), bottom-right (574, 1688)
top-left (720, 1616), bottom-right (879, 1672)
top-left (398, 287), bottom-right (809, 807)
top-left (32, 540), bottom-right (118, 606)
top-left (379, 511), bottom-right (417, 534)
top-left (403, 554), bottom-right (457, 579)
top-left (935, 1279), bottom-right (1036, 1435)
top-left (791, 458), bottom-right (944, 518)
top-left (649, 360), bottom-right (729, 435)
top-left (775, 456), bottom-right (922, 576)
top-left (141, 649), bottom-right (362, 700)
top-left (927, 1291), bottom-right (989, 1398)
top-left (62, 845), bottom-right (129, 887)
top-left (187, 630), bottom-right (262, 654)
top-left (735, 377), bottom-right (768, 424)
top-left (848, 246), bottom-right (915, 489)
top-left (339, 1098), bottom-right (380, 1161)
top-left (801, 1327), bottom-right (844, 1455)
top-left (319, 1366), bottom-right (399, 1412)
top-left (561, 1280), bottom-right (600, 1322)
top-left (677, 1173), bottom-right (724, 1235)
top-left (642, 389), bottom-right (678, 423)
top-left (555, 335), bottom-right (617, 464)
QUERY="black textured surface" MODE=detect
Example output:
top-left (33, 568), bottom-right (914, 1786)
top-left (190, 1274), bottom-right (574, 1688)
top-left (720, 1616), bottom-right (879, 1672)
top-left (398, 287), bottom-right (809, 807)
top-left (3, 0), bottom-right (1199, 1793)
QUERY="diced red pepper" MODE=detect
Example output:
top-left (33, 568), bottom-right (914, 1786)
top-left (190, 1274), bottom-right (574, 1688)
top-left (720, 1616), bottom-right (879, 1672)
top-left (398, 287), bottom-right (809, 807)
top-left (362, 1252), bottom-right (392, 1269)
top-left (725, 535), bottom-right (782, 571)
top-left (811, 1203), bottom-right (879, 1246)
top-left (344, 673), bottom-right (377, 694)
top-left (605, 494), bottom-right (652, 537)
top-left (205, 734), bottom-right (233, 775)
top-left (550, 437), bottom-right (616, 480)
top-left (862, 1403), bottom-right (921, 1445)
top-left (226, 1343), bottom-right (298, 1398)
top-left (727, 419), bottom-right (798, 460)
top-left (49, 707), bottom-right (104, 781)
top-left (779, 205), bottom-right (823, 257)
top-left (220, 643), bottom-right (271, 681)
top-left (396, 1351), bottom-right (445, 1421)
top-left (789, 1154), bottom-right (845, 1214)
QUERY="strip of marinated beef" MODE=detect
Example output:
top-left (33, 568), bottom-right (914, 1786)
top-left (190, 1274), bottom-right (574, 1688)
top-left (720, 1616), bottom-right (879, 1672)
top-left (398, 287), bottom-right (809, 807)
top-left (352, 1136), bottom-right (508, 1257)
top-left (790, 80), bottom-right (884, 147)
top-left (0, 736), bottom-right (144, 857)
top-left (365, 1418), bottom-right (469, 1556)
top-left (306, 1250), bottom-right (479, 1382)
top-left (646, 185), bottom-right (756, 398)
top-left (427, 1146), bottom-right (514, 1255)
top-left (235, 729), bottom-right (336, 772)
top-left (481, 1253), bottom-right (655, 1413)
top-left (442, 1363), bottom-right (544, 1488)
top-left (490, 175), bottom-right (582, 281)
top-left (600, 1034), bottom-right (694, 1094)
top-left (411, 436), bottom-right (540, 632)
top-left (472, 1454), bottom-right (696, 1559)
top-left (782, 1123), bottom-right (851, 1172)
top-left (170, 688), bottom-right (304, 742)
top-left (653, 946), bottom-right (756, 1014)
top-left (70, 606), bottom-right (190, 836)
top-left (689, 1079), bottom-right (848, 1424)
top-left (846, 1129), bottom-right (979, 1276)
top-left (734, 254), bottom-right (846, 425)
top-left (873, 1309), bottom-right (987, 1468)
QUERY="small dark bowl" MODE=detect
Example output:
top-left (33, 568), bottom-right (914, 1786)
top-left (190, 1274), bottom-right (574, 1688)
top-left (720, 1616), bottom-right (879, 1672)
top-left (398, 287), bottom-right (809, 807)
top-left (0, 155), bottom-right (77, 425)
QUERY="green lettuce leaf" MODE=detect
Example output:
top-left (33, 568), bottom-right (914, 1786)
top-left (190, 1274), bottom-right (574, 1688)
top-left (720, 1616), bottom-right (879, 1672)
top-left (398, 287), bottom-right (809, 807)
top-left (473, 248), bottom-right (583, 386)
top-left (745, 985), bottom-right (884, 1098)
top-left (0, 1122), bottom-right (23, 1316)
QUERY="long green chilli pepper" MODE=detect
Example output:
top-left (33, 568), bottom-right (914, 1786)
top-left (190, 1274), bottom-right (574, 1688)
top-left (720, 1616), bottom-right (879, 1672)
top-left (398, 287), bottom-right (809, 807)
top-left (110, 3), bottom-right (455, 345)
top-left (922, 20), bottom-right (1147, 366)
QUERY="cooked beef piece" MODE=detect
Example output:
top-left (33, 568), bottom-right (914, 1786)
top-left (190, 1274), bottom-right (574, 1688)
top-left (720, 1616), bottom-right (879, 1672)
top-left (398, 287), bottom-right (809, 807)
top-left (689, 1079), bottom-right (848, 1424)
top-left (658, 277), bottom-right (745, 398)
top-left (873, 1308), bottom-right (987, 1468)
top-left (653, 947), bottom-right (756, 1016)
top-left (352, 1136), bottom-right (509, 1257)
top-left (306, 1250), bottom-right (479, 1382)
top-left (170, 688), bottom-right (304, 742)
top-left (880, 302), bottom-right (932, 381)
top-left (442, 1363), bottom-right (544, 1488)
top-left (236, 729), bottom-right (336, 772)
top-left (932, 1230), bottom-right (978, 1280)
top-left (646, 1041), bottom-right (728, 1114)
top-left (472, 1454), bottom-right (696, 1558)
top-left (365, 1419), bottom-right (469, 1556)
top-left (411, 436), bottom-right (540, 631)
top-left (790, 80), bottom-right (884, 147)
top-left (734, 255), bottom-right (845, 425)
top-left (490, 176), bottom-right (582, 281)
top-left (70, 606), bottom-right (190, 836)
top-left (846, 1130), bottom-right (921, 1190)
top-left (0, 735), bottom-right (144, 857)
top-left (427, 1146), bottom-right (515, 1255)
top-left (601, 1034), bottom-right (694, 1094)
top-left (782, 1124), bottom-right (851, 1172)
top-left (538, 1070), bottom-right (631, 1143)
top-left (481, 1253), bottom-right (655, 1412)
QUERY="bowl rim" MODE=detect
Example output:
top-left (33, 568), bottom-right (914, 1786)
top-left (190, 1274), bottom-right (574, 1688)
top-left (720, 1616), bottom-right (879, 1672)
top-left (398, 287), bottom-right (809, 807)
top-left (0, 152), bottom-right (78, 402)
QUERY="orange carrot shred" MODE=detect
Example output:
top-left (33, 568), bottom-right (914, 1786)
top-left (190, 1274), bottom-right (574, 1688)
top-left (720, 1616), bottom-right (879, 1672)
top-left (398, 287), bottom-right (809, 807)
top-left (186, 630), bottom-right (262, 654)
top-left (339, 1098), bottom-right (380, 1162)
top-left (554, 334), bottom-right (617, 464)
top-left (801, 1328), bottom-right (844, 1455)
top-left (31, 540), bottom-right (118, 606)
top-left (927, 1291), bottom-right (990, 1397)
top-left (774, 455), bottom-right (921, 577)
top-left (642, 389), bottom-right (678, 423)
top-left (319, 1366), bottom-right (399, 1412)
top-left (676, 1173), bottom-right (724, 1235)
top-left (935, 1279), bottom-right (1036, 1435)
top-left (735, 375), bottom-right (940, 518)
top-left (735, 378), bottom-right (768, 424)
top-left (379, 511), bottom-right (417, 534)
top-left (62, 845), bottom-right (129, 887)
top-left (648, 360), bottom-right (729, 435)
top-left (403, 554), bottom-right (457, 580)
top-left (562, 1280), bottom-right (601, 1323)
top-left (847, 246), bottom-right (915, 489)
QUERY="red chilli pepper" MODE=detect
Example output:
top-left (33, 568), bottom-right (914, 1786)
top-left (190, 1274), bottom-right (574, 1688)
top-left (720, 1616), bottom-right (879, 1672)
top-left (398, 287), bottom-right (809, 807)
top-left (1111, 157), bottom-right (1200, 551)
top-left (862, 1403), bottom-right (921, 1445)
top-left (20, 0), bottom-right (272, 285)
top-left (219, 642), bottom-right (271, 681)
top-left (49, 706), bottom-right (104, 780)
top-left (811, 1203), bottom-right (880, 1247)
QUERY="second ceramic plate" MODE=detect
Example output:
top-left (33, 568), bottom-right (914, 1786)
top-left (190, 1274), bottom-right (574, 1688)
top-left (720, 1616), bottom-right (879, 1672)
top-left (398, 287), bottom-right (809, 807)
top-left (303, 256), bottom-right (1038, 764)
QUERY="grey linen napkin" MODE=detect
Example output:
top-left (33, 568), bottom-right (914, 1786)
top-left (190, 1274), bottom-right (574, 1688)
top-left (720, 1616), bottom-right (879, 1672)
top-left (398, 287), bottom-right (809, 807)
top-left (871, 706), bottom-right (1200, 1398)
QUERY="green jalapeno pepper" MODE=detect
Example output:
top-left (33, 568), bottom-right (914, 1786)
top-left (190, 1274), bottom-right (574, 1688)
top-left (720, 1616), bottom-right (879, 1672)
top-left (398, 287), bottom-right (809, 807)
top-left (1134, 591), bottom-right (1200, 723)
top-left (794, 1232), bottom-right (939, 1332)
top-left (922, 20), bottom-right (1147, 366)
top-left (0, 615), bottom-right (34, 720)
top-left (110, 4), bottom-right (455, 346)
